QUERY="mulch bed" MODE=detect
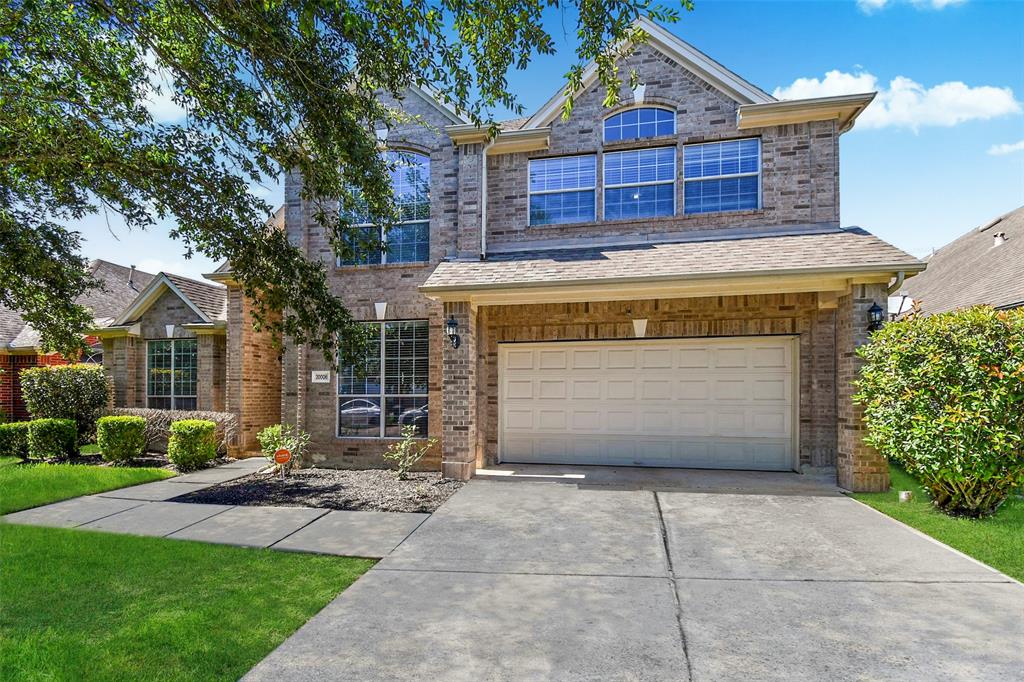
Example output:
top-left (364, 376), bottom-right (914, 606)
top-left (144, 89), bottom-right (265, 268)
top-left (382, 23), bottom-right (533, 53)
top-left (172, 468), bottom-right (464, 513)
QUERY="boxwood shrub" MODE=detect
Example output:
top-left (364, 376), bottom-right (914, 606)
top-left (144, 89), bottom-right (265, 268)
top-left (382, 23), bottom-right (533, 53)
top-left (96, 415), bottom-right (147, 464)
top-left (27, 418), bottom-right (78, 460)
top-left (167, 419), bottom-right (217, 471)
top-left (856, 306), bottom-right (1024, 517)
top-left (0, 422), bottom-right (31, 461)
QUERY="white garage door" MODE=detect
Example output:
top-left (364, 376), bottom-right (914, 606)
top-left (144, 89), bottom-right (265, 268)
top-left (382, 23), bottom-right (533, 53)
top-left (498, 336), bottom-right (797, 471)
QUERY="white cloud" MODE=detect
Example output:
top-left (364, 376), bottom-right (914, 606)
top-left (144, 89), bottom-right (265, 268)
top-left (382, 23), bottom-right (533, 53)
top-left (773, 70), bottom-right (1021, 131)
top-left (142, 52), bottom-right (186, 124)
top-left (857, 0), bottom-right (966, 13)
top-left (988, 140), bottom-right (1024, 156)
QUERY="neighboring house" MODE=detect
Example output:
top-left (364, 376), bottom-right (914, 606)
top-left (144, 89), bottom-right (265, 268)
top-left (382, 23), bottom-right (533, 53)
top-left (93, 272), bottom-right (229, 414)
top-left (898, 205), bottom-right (1023, 315)
top-left (0, 260), bottom-right (153, 421)
top-left (275, 16), bottom-right (924, 493)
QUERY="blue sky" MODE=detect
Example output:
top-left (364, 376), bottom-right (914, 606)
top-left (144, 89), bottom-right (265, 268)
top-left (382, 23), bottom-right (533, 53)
top-left (75, 0), bottom-right (1024, 279)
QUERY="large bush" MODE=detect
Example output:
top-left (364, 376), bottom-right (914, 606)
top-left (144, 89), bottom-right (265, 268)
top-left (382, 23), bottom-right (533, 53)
top-left (27, 418), bottom-right (78, 460)
top-left (856, 306), bottom-right (1024, 517)
top-left (0, 422), bottom-right (31, 460)
top-left (107, 408), bottom-right (236, 454)
top-left (167, 419), bottom-right (217, 471)
top-left (21, 364), bottom-right (110, 441)
top-left (96, 415), bottom-right (147, 464)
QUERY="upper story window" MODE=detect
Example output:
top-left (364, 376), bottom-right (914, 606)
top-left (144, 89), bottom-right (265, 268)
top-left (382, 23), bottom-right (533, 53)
top-left (339, 151), bottom-right (430, 265)
top-left (604, 147), bottom-right (675, 220)
top-left (147, 339), bottom-right (197, 410)
top-left (683, 138), bottom-right (760, 214)
top-left (603, 107), bottom-right (675, 143)
top-left (528, 154), bottom-right (596, 226)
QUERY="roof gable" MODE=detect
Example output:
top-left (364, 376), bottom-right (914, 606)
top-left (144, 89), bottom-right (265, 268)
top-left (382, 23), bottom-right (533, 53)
top-left (522, 16), bottom-right (774, 130)
top-left (114, 272), bottom-right (226, 326)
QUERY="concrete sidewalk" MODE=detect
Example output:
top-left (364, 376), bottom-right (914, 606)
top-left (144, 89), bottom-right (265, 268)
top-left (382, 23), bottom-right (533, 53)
top-left (2, 459), bottom-right (427, 558)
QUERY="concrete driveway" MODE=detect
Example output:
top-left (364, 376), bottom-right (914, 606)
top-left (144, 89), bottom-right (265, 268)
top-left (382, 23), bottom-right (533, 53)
top-left (246, 471), bottom-right (1024, 681)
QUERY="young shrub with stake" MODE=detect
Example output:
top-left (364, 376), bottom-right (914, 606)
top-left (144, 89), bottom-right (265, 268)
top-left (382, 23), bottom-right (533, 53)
top-left (96, 415), bottom-right (147, 464)
top-left (382, 424), bottom-right (437, 480)
top-left (167, 419), bottom-right (218, 472)
top-left (856, 306), bottom-right (1024, 517)
top-left (27, 418), bottom-right (78, 460)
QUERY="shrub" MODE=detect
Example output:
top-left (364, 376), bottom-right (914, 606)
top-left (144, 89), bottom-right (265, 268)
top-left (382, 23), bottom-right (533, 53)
top-left (21, 364), bottom-right (110, 441)
top-left (106, 408), bottom-right (236, 454)
top-left (0, 422), bottom-right (31, 460)
top-left (383, 424), bottom-right (437, 480)
top-left (257, 424), bottom-right (310, 472)
top-left (27, 418), bottom-right (78, 460)
top-left (96, 415), bottom-right (147, 464)
top-left (856, 306), bottom-right (1024, 517)
top-left (167, 419), bottom-right (217, 471)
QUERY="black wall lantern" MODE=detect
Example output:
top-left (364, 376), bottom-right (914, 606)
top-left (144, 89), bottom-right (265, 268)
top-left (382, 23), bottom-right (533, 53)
top-left (867, 302), bottom-right (885, 332)
top-left (445, 315), bottom-right (461, 349)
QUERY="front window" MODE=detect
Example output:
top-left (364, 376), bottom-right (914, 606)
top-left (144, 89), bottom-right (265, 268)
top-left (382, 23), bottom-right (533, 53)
top-left (339, 151), bottom-right (430, 265)
top-left (338, 321), bottom-right (429, 438)
top-left (603, 107), bottom-right (675, 142)
top-left (147, 339), bottom-right (197, 410)
top-left (528, 154), bottom-right (597, 226)
top-left (603, 147), bottom-right (675, 220)
top-left (683, 138), bottom-right (761, 214)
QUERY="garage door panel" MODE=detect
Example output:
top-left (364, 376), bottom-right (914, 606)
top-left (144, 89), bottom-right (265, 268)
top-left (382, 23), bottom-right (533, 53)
top-left (500, 337), bottom-right (795, 471)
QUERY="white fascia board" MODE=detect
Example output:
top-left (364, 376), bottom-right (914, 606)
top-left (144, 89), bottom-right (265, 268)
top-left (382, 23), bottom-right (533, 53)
top-left (113, 274), bottom-right (211, 326)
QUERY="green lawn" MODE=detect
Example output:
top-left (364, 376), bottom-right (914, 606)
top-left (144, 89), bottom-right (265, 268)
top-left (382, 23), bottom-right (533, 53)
top-left (0, 456), bottom-right (174, 515)
top-left (852, 465), bottom-right (1024, 582)
top-left (1, 524), bottom-right (373, 681)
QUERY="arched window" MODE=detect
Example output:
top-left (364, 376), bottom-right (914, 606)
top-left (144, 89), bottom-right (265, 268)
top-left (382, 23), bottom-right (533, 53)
top-left (603, 107), bottom-right (675, 142)
top-left (340, 150), bottom-right (431, 265)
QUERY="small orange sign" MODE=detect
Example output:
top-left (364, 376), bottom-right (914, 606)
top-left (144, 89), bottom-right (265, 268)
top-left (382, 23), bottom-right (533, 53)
top-left (274, 448), bottom-right (291, 465)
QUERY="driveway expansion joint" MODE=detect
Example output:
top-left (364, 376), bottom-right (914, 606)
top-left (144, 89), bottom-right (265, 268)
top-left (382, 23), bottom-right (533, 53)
top-left (653, 491), bottom-right (694, 682)
top-left (266, 508), bottom-right (332, 548)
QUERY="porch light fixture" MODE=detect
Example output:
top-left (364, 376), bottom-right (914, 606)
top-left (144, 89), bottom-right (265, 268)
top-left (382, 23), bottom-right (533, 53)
top-left (867, 302), bottom-right (885, 332)
top-left (445, 315), bottom-right (461, 349)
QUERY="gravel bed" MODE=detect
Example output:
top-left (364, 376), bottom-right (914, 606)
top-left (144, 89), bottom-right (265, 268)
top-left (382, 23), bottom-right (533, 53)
top-left (172, 468), bottom-right (464, 513)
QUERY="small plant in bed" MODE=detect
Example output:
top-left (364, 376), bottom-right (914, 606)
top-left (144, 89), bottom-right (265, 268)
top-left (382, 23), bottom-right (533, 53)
top-left (257, 423), bottom-right (311, 473)
top-left (383, 424), bottom-right (437, 480)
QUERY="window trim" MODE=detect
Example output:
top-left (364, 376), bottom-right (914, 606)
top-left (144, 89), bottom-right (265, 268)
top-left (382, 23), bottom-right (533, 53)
top-left (602, 146), bottom-right (677, 220)
top-left (338, 150), bottom-right (431, 266)
top-left (146, 338), bottom-right (198, 411)
top-left (336, 320), bottom-right (429, 440)
top-left (602, 106), bottom-right (677, 143)
top-left (527, 154), bottom-right (598, 227)
top-left (682, 137), bottom-right (763, 215)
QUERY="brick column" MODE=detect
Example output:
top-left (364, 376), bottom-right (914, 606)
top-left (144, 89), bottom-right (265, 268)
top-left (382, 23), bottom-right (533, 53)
top-left (836, 283), bottom-right (890, 492)
top-left (104, 336), bottom-right (139, 407)
top-left (441, 300), bottom-right (477, 480)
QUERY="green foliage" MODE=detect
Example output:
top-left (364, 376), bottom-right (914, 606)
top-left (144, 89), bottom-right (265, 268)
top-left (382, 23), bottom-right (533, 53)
top-left (257, 423), bottom-right (310, 472)
top-left (27, 418), bottom-right (77, 460)
top-left (20, 364), bottom-right (109, 441)
top-left (855, 306), bottom-right (1024, 517)
top-left (107, 407), bottom-right (236, 454)
top-left (0, 422), bottom-right (30, 461)
top-left (383, 424), bottom-right (437, 480)
top-left (0, 0), bottom-right (686, 364)
top-left (167, 419), bottom-right (217, 471)
top-left (96, 415), bottom-right (147, 464)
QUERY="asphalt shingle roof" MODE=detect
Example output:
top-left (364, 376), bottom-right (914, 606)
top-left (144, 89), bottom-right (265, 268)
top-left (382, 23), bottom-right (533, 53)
top-left (163, 274), bottom-right (227, 322)
top-left (901, 206), bottom-right (1024, 314)
top-left (421, 225), bottom-right (923, 292)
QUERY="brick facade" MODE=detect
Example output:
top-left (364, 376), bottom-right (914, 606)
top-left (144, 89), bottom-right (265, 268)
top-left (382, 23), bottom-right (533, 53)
top-left (226, 287), bottom-right (282, 454)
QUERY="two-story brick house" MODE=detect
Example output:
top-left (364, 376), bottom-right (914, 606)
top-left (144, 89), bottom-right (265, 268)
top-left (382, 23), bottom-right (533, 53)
top-left (277, 17), bottom-right (924, 492)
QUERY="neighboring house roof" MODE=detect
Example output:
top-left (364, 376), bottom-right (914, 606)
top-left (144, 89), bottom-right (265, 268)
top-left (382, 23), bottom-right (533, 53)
top-left (114, 272), bottom-right (227, 327)
top-left (421, 225), bottom-right (922, 298)
top-left (901, 206), bottom-right (1024, 314)
top-left (2, 260), bottom-right (154, 351)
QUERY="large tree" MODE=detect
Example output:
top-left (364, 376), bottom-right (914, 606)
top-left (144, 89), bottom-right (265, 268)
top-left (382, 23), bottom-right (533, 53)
top-left (0, 0), bottom-right (686, 362)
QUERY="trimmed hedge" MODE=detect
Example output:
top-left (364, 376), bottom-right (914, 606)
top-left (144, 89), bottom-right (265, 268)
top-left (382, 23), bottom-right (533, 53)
top-left (27, 418), bottom-right (78, 460)
top-left (167, 419), bottom-right (217, 471)
top-left (107, 408), bottom-right (236, 454)
top-left (856, 306), bottom-right (1024, 517)
top-left (0, 422), bottom-right (31, 461)
top-left (96, 415), bottom-right (147, 464)
top-left (20, 364), bottom-right (110, 441)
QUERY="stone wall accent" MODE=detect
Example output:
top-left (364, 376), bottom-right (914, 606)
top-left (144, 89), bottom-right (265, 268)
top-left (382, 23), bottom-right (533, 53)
top-left (836, 283), bottom-right (890, 492)
top-left (477, 294), bottom-right (837, 469)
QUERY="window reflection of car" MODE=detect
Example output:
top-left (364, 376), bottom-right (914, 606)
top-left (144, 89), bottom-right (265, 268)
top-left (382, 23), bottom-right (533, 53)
top-left (339, 399), bottom-right (380, 427)
top-left (398, 404), bottom-right (428, 435)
